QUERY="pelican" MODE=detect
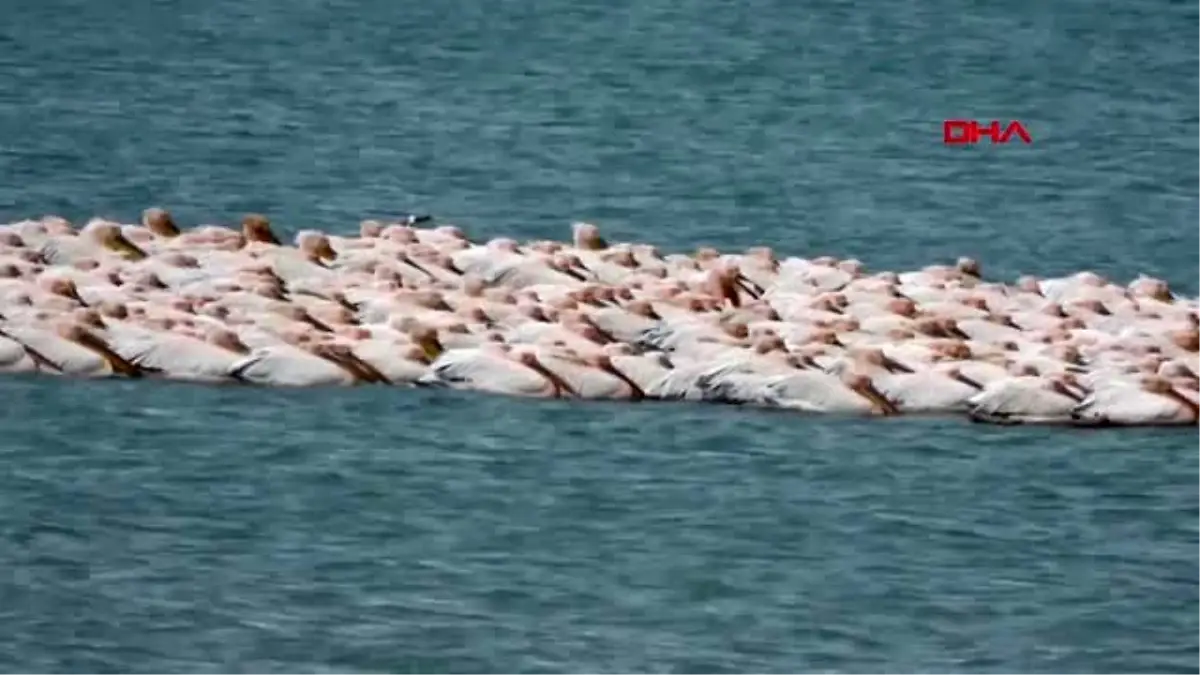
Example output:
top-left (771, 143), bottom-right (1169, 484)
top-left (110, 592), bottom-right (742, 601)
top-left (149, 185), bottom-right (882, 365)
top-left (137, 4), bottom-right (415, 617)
top-left (1071, 376), bottom-right (1198, 426)
top-left (0, 320), bottom-right (141, 378)
top-left (766, 369), bottom-right (900, 416)
top-left (39, 220), bottom-right (148, 265)
top-left (825, 347), bottom-right (981, 414)
top-left (419, 344), bottom-right (577, 398)
top-left (228, 341), bottom-right (370, 387)
top-left (966, 373), bottom-right (1088, 425)
top-left (532, 347), bottom-right (646, 400)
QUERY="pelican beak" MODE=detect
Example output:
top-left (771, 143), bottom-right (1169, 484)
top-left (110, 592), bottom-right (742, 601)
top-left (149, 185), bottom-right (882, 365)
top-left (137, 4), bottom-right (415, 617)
top-left (1052, 380), bottom-right (1085, 403)
top-left (319, 243), bottom-right (339, 262)
top-left (599, 359), bottom-right (645, 400)
top-left (310, 345), bottom-right (364, 383)
top-left (560, 266), bottom-right (589, 282)
top-left (573, 259), bottom-right (595, 279)
top-left (736, 274), bottom-right (763, 300)
top-left (106, 234), bottom-right (148, 261)
top-left (947, 325), bottom-right (971, 340)
top-left (416, 334), bottom-right (444, 362)
top-left (300, 312), bottom-right (334, 333)
top-left (883, 355), bottom-right (914, 373)
top-left (67, 326), bottom-right (142, 378)
top-left (397, 253), bottom-right (435, 281)
top-left (949, 370), bottom-right (983, 391)
top-left (256, 224), bottom-right (283, 246)
top-left (62, 284), bottom-right (89, 308)
top-left (155, 220), bottom-right (181, 238)
top-left (343, 350), bottom-right (390, 384)
top-left (852, 378), bottom-right (900, 416)
top-left (477, 311), bottom-right (497, 330)
top-left (523, 355), bottom-right (579, 398)
top-left (584, 321), bottom-right (618, 345)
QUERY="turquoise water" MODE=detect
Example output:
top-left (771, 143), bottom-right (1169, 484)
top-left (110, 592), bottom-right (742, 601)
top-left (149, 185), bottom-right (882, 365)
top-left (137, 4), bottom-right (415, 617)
top-left (0, 0), bottom-right (1197, 672)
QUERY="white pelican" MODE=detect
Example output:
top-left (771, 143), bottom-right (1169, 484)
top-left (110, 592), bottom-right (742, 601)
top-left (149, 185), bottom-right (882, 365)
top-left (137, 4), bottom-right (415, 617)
top-left (966, 374), bottom-right (1087, 425)
top-left (419, 344), bottom-right (578, 398)
top-left (1071, 376), bottom-right (1198, 426)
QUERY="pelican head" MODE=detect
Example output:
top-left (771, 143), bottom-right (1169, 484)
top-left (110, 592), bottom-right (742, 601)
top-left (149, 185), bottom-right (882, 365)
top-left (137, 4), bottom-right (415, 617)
top-left (39, 276), bottom-right (87, 306)
top-left (722, 320), bottom-right (750, 341)
top-left (1126, 276), bottom-right (1173, 303)
top-left (1138, 375), bottom-right (1179, 397)
top-left (693, 247), bottom-right (721, 266)
top-left (458, 304), bottom-right (493, 327)
top-left (1159, 360), bottom-right (1199, 381)
top-left (381, 225), bottom-right (417, 244)
top-left (853, 346), bottom-right (914, 374)
top-left (407, 325), bottom-right (445, 361)
top-left (806, 328), bottom-right (844, 348)
top-left (839, 371), bottom-right (900, 416)
top-left (83, 220), bottom-right (147, 261)
top-left (1016, 275), bottom-right (1042, 295)
top-left (837, 258), bottom-right (865, 276)
top-left (932, 340), bottom-right (973, 362)
top-left (72, 307), bottom-right (107, 330)
top-left (56, 322), bottom-right (141, 377)
top-left (603, 248), bottom-right (638, 269)
top-left (486, 237), bottom-right (521, 254)
top-left (296, 231), bottom-right (338, 263)
top-left (571, 222), bottom-right (608, 251)
top-left (701, 265), bottom-right (744, 308)
top-left (1169, 329), bottom-right (1199, 353)
top-left (625, 300), bottom-right (661, 320)
top-left (886, 297), bottom-right (918, 318)
top-left (0, 231), bottom-right (25, 248)
top-left (956, 257), bottom-right (982, 278)
top-left (752, 334), bottom-right (787, 355)
top-left (142, 207), bottom-right (181, 238)
top-left (242, 214), bottom-right (281, 245)
top-left (359, 220), bottom-right (383, 238)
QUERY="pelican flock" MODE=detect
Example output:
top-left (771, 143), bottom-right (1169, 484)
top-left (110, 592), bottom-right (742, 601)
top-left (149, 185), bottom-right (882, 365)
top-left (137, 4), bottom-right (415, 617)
top-left (0, 209), bottom-right (1196, 428)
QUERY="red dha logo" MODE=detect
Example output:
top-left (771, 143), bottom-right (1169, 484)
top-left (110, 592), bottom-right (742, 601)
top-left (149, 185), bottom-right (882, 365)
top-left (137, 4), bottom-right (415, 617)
top-left (943, 120), bottom-right (1032, 145)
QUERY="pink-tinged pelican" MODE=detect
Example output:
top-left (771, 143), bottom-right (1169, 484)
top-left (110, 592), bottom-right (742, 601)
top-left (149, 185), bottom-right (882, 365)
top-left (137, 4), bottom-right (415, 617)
top-left (966, 373), bottom-right (1088, 425)
top-left (103, 321), bottom-right (252, 384)
top-left (825, 347), bottom-right (981, 414)
top-left (419, 344), bottom-right (578, 398)
top-left (39, 220), bottom-right (148, 265)
top-left (0, 321), bottom-right (141, 378)
top-left (1070, 376), bottom-right (1198, 426)
top-left (228, 340), bottom-right (371, 387)
top-left (530, 346), bottom-right (646, 400)
top-left (765, 369), bottom-right (901, 416)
